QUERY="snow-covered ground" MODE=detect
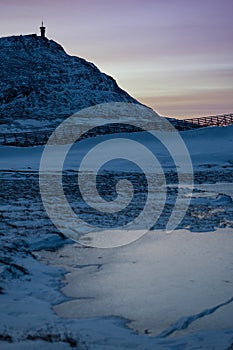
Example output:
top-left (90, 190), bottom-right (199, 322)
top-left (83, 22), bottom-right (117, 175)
top-left (40, 228), bottom-right (233, 340)
top-left (0, 125), bottom-right (233, 349)
top-left (1, 125), bottom-right (233, 171)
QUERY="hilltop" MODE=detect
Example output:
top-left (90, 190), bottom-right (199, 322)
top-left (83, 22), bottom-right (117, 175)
top-left (0, 34), bottom-right (141, 131)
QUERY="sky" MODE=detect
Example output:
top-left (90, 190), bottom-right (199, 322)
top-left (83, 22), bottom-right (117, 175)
top-left (0, 0), bottom-right (233, 118)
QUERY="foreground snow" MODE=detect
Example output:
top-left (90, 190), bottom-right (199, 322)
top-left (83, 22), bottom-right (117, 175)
top-left (1, 229), bottom-right (233, 350)
top-left (40, 229), bottom-right (233, 336)
top-left (1, 125), bottom-right (233, 349)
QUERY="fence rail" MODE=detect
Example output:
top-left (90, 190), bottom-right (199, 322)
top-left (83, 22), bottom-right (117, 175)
top-left (0, 130), bottom-right (53, 147)
top-left (1, 113), bottom-right (232, 147)
top-left (183, 113), bottom-right (233, 127)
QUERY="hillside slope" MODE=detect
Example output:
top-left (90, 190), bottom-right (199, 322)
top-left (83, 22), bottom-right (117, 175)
top-left (0, 34), bottom-right (141, 131)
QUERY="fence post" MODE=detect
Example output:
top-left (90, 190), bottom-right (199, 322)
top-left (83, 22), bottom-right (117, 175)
top-left (24, 133), bottom-right (29, 147)
top-left (14, 133), bottom-right (19, 146)
top-left (34, 132), bottom-right (39, 145)
top-left (3, 134), bottom-right (7, 145)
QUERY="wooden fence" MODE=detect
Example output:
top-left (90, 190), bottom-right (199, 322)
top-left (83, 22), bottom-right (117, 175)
top-left (183, 113), bottom-right (233, 127)
top-left (0, 113), bottom-right (232, 147)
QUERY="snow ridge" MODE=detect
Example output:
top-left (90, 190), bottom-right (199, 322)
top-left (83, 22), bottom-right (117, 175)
top-left (157, 296), bottom-right (233, 338)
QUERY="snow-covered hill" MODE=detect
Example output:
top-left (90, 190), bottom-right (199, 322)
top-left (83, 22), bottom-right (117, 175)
top-left (0, 34), bottom-right (140, 131)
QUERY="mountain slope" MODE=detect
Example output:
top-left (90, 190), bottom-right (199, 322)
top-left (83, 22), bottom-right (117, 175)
top-left (0, 34), bottom-right (141, 131)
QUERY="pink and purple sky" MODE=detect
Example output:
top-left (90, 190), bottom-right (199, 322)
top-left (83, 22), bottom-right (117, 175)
top-left (0, 0), bottom-right (233, 118)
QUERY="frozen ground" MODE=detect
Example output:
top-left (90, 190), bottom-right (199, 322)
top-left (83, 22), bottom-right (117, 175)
top-left (40, 228), bottom-right (233, 336)
top-left (0, 125), bottom-right (233, 349)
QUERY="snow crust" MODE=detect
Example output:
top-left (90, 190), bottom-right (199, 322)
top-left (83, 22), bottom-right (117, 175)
top-left (1, 121), bottom-right (233, 348)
